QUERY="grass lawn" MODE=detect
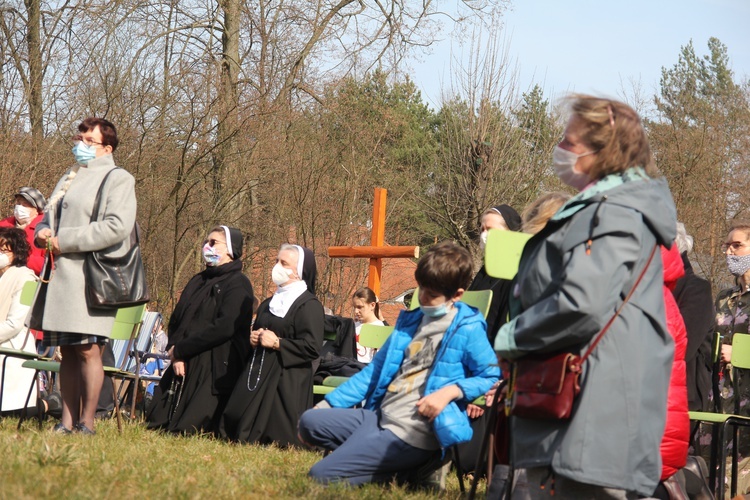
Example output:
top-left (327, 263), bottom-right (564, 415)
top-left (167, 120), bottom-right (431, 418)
top-left (1, 417), bottom-right (485, 498)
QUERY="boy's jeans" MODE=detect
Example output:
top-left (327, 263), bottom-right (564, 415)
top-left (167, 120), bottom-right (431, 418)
top-left (299, 407), bottom-right (437, 486)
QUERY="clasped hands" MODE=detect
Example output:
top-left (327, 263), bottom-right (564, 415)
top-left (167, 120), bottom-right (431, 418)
top-left (251, 328), bottom-right (280, 349)
top-left (36, 228), bottom-right (61, 255)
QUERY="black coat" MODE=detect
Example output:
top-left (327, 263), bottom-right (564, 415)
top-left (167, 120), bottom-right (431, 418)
top-left (468, 265), bottom-right (513, 345)
top-left (219, 290), bottom-right (324, 447)
top-left (170, 259), bottom-right (254, 394)
top-left (672, 253), bottom-right (714, 412)
top-left (147, 259), bottom-right (254, 434)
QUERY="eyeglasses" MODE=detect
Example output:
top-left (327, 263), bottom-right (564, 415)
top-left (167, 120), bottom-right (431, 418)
top-left (721, 241), bottom-right (748, 253)
top-left (72, 134), bottom-right (103, 147)
top-left (203, 238), bottom-right (226, 248)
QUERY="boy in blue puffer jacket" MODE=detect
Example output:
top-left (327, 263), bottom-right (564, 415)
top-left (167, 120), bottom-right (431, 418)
top-left (298, 241), bottom-right (499, 486)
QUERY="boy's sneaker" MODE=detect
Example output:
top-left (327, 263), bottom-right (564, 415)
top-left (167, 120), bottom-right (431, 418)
top-left (410, 454), bottom-right (449, 492)
top-left (422, 461), bottom-right (450, 492)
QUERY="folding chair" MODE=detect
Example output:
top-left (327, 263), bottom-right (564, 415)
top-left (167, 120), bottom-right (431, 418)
top-left (18, 304), bottom-right (146, 433)
top-left (105, 310), bottom-right (163, 419)
top-left (688, 333), bottom-right (750, 499)
top-left (313, 331), bottom-right (340, 396)
top-left (318, 324), bottom-right (395, 392)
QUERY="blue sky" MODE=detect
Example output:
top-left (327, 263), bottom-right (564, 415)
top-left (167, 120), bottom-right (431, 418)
top-left (410, 0), bottom-right (750, 109)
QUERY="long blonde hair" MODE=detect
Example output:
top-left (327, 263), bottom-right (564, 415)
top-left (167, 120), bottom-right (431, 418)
top-left (522, 192), bottom-right (571, 235)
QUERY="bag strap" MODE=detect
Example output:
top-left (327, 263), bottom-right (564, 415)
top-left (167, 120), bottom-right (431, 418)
top-left (579, 243), bottom-right (659, 365)
top-left (89, 167), bottom-right (121, 223)
top-left (88, 167), bottom-right (141, 246)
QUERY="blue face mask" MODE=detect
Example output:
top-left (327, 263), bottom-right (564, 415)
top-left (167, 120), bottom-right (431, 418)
top-left (421, 302), bottom-right (451, 318)
top-left (72, 142), bottom-right (97, 165)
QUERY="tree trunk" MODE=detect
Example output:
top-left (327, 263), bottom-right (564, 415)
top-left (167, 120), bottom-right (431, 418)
top-left (214, 0), bottom-right (241, 208)
top-left (25, 0), bottom-right (44, 154)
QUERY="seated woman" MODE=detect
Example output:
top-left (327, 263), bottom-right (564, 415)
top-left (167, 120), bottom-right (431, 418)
top-left (351, 287), bottom-right (384, 363)
top-left (467, 204), bottom-right (521, 345)
top-left (146, 226), bottom-right (254, 434)
top-left (219, 244), bottom-right (324, 447)
top-left (0, 228), bottom-right (38, 414)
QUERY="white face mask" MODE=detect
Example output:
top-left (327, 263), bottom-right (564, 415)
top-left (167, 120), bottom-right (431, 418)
top-left (0, 253), bottom-right (10, 270)
top-left (14, 205), bottom-right (32, 224)
top-left (552, 145), bottom-right (594, 191)
top-left (479, 230), bottom-right (489, 250)
top-left (272, 262), bottom-right (295, 286)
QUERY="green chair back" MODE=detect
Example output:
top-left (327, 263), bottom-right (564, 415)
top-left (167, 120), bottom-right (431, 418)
top-left (731, 333), bottom-right (750, 370)
top-left (19, 280), bottom-right (39, 306)
top-left (110, 304), bottom-right (147, 341)
top-left (409, 287), bottom-right (420, 311)
top-left (359, 324), bottom-right (394, 349)
top-left (459, 290), bottom-right (493, 319)
top-left (484, 229), bottom-right (532, 280)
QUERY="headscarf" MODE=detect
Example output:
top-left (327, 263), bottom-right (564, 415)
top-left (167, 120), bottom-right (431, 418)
top-left (489, 204), bottom-right (522, 232)
top-left (300, 246), bottom-right (317, 294)
top-left (268, 245), bottom-right (317, 318)
top-left (219, 226), bottom-right (244, 259)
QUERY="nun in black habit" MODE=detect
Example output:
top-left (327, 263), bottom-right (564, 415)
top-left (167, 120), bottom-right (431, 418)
top-left (219, 244), bottom-right (324, 447)
top-left (467, 204), bottom-right (522, 344)
top-left (146, 226), bottom-right (254, 434)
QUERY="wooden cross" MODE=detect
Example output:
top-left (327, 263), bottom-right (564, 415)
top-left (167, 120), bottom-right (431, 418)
top-left (328, 188), bottom-right (419, 297)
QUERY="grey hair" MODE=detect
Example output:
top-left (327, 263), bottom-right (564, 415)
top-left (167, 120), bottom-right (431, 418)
top-left (279, 243), bottom-right (299, 257)
top-left (675, 222), bottom-right (694, 254)
top-left (279, 243), bottom-right (303, 277)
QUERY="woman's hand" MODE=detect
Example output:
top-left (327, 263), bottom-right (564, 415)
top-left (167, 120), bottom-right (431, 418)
top-left (721, 344), bottom-right (733, 364)
top-left (48, 236), bottom-right (61, 255)
top-left (485, 380), bottom-right (508, 407)
top-left (172, 360), bottom-right (186, 377)
top-left (36, 228), bottom-right (52, 248)
top-left (166, 347), bottom-right (186, 376)
top-left (259, 329), bottom-right (280, 350)
top-left (250, 329), bottom-right (262, 348)
top-left (416, 384), bottom-right (462, 422)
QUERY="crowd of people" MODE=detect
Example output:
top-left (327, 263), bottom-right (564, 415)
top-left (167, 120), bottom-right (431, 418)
top-left (1, 94), bottom-right (748, 497)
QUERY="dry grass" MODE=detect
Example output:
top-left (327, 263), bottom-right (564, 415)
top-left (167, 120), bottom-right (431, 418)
top-left (1, 417), bottom-right (485, 499)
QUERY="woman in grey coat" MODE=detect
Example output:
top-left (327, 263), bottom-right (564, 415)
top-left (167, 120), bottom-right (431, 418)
top-left (35, 117), bottom-right (136, 435)
top-left (495, 95), bottom-right (677, 498)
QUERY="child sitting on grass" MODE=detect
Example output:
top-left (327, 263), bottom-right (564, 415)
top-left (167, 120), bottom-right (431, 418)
top-left (298, 241), bottom-right (499, 487)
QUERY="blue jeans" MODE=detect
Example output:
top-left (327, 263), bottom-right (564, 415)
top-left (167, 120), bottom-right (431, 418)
top-left (298, 408), bottom-right (438, 486)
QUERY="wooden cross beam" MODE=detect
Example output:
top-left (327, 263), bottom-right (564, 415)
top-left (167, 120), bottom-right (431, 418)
top-left (328, 188), bottom-right (419, 297)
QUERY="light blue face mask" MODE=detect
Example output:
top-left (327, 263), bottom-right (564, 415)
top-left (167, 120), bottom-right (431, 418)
top-left (421, 302), bottom-right (451, 318)
top-left (72, 142), bottom-right (97, 165)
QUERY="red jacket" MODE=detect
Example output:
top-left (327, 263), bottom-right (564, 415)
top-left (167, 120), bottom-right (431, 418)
top-left (659, 244), bottom-right (690, 480)
top-left (0, 213), bottom-right (45, 275)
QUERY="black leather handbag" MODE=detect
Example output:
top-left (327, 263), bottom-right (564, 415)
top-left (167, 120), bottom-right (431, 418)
top-left (84, 168), bottom-right (150, 309)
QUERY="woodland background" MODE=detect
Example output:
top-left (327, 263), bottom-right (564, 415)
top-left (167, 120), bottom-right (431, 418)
top-left (1, 0), bottom-right (748, 316)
